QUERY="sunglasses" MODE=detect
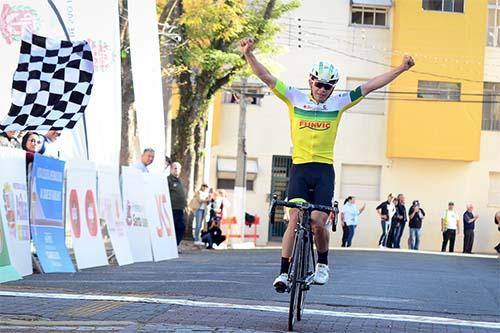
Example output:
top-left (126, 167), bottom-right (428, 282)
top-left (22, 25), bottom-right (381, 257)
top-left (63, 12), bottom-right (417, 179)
top-left (313, 81), bottom-right (335, 90)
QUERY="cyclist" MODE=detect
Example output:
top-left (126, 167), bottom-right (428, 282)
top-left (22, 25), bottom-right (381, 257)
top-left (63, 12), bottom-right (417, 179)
top-left (240, 37), bottom-right (415, 291)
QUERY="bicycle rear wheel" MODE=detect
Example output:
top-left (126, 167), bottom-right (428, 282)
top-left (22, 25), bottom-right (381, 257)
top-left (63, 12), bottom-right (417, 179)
top-left (288, 229), bottom-right (304, 331)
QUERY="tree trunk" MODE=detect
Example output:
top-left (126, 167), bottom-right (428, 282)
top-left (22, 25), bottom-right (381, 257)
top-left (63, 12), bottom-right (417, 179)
top-left (119, 0), bottom-right (140, 167)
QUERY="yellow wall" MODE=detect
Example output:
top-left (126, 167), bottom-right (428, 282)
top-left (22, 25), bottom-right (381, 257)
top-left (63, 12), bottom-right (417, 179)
top-left (387, 0), bottom-right (488, 161)
top-left (211, 92), bottom-right (222, 146)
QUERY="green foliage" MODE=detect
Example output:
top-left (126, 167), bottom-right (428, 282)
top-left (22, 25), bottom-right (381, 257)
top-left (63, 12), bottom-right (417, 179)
top-left (173, 0), bottom-right (299, 98)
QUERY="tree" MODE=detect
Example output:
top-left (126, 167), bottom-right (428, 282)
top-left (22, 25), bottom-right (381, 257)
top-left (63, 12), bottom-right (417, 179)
top-left (163, 0), bottom-right (299, 196)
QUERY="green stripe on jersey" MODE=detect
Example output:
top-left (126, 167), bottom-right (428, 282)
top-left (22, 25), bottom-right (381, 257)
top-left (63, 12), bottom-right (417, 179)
top-left (293, 107), bottom-right (339, 120)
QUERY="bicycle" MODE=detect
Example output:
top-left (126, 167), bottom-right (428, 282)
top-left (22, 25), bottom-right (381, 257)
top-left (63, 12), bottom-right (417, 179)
top-left (269, 195), bottom-right (339, 331)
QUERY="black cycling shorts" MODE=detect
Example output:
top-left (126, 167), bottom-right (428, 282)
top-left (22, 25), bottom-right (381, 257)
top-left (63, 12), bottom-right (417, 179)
top-left (287, 163), bottom-right (335, 206)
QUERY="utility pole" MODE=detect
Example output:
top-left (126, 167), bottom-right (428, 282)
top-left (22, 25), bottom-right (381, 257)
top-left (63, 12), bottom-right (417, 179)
top-left (233, 78), bottom-right (265, 247)
top-left (234, 77), bottom-right (248, 245)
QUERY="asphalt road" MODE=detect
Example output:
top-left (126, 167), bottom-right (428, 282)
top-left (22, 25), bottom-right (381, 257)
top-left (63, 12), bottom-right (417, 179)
top-left (0, 249), bottom-right (498, 332)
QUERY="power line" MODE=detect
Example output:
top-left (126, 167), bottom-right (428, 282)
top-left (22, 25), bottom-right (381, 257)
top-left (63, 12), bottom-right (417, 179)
top-left (289, 33), bottom-right (487, 84)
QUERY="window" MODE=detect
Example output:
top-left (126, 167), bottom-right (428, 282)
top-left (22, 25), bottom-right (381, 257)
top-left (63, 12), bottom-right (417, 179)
top-left (483, 82), bottom-right (500, 132)
top-left (417, 80), bottom-right (461, 101)
top-left (422, 0), bottom-right (464, 13)
top-left (340, 164), bottom-right (381, 201)
top-left (216, 157), bottom-right (258, 191)
top-left (351, 6), bottom-right (389, 27)
top-left (216, 179), bottom-right (254, 191)
top-left (487, 0), bottom-right (500, 47)
top-left (488, 172), bottom-right (500, 207)
top-left (346, 77), bottom-right (385, 115)
top-left (222, 84), bottom-right (263, 105)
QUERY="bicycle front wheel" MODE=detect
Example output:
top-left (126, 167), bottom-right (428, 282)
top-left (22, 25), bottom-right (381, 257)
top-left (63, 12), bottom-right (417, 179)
top-left (296, 233), bottom-right (311, 321)
top-left (288, 229), bottom-right (304, 331)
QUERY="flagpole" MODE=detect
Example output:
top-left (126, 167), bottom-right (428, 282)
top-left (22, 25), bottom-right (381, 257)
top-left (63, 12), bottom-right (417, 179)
top-left (47, 0), bottom-right (90, 161)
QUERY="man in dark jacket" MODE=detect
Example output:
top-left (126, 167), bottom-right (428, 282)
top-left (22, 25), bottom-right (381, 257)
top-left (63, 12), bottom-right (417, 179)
top-left (168, 162), bottom-right (187, 247)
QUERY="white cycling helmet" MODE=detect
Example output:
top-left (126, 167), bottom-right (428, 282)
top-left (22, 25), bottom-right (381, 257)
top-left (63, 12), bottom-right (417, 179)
top-left (309, 61), bottom-right (339, 85)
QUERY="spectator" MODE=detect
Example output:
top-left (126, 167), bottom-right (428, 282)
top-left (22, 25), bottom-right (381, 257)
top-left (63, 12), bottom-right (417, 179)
top-left (189, 183), bottom-right (210, 244)
top-left (168, 162), bottom-right (187, 247)
top-left (214, 189), bottom-right (230, 219)
top-left (441, 202), bottom-right (460, 252)
top-left (0, 131), bottom-right (21, 149)
top-left (133, 148), bottom-right (155, 173)
top-left (40, 130), bottom-right (61, 158)
top-left (494, 211), bottom-right (500, 254)
top-left (201, 218), bottom-right (226, 249)
top-left (392, 194), bottom-right (407, 249)
top-left (408, 200), bottom-right (425, 250)
top-left (463, 204), bottom-right (479, 254)
top-left (165, 155), bottom-right (172, 175)
top-left (21, 132), bottom-right (42, 154)
top-left (340, 199), bottom-right (349, 247)
top-left (340, 196), bottom-right (365, 248)
top-left (377, 193), bottom-right (395, 248)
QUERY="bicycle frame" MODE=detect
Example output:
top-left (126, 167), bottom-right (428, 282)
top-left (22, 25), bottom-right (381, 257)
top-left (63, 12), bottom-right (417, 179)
top-left (268, 196), bottom-right (335, 331)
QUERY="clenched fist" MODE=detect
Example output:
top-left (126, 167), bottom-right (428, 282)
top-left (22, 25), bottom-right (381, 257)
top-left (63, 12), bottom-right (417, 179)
top-left (401, 55), bottom-right (415, 71)
top-left (240, 38), bottom-right (254, 56)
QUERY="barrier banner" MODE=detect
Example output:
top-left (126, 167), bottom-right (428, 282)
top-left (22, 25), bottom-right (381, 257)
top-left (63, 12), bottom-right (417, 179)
top-left (143, 173), bottom-right (177, 261)
top-left (66, 160), bottom-right (108, 269)
top-left (0, 147), bottom-right (31, 276)
top-left (97, 166), bottom-right (133, 266)
top-left (31, 155), bottom-right (74, 273)
top-left (121, 166), bottom-right (152, 262)
top-left (0, 214), bottom-right (21, 283)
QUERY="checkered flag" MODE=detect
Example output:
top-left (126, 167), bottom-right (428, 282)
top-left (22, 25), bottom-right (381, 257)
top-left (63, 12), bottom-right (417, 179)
top-left (0, 31), bottom-right (94, 131)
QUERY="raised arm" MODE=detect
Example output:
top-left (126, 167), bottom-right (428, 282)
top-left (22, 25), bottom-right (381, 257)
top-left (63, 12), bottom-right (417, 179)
top-left (361, 55), bottom-right (415, 96)
top-left (240, 38), bottom-right (277, 89)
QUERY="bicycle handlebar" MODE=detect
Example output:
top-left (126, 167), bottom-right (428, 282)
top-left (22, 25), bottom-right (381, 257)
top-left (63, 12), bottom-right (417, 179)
top-left (268, 195), bottom-right (338, 225)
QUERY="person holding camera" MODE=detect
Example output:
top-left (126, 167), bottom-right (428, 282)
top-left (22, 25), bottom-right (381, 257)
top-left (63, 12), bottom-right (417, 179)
top-left (408, 200), bottom-right (425, 250)
top-left (340, 196), bottom-right (366, 248)
top-left (201, 218), bottom-right (226, 250)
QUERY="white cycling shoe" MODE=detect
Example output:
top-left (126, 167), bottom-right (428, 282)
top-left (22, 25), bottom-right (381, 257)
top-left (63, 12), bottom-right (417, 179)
top-left (312, 263), bottom-right (329, 285)
top-left (273, 273), bottom-right (289, 293)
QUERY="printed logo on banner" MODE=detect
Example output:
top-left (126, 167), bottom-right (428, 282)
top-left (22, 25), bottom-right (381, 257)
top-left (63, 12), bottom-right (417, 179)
top-left (69, 189), bottom-right (81, 238)
top-left (0, 4), bottom-right (40, 44)
top-left (87, 39), bottom-right (115, 72)
top-left (2, 182), bottom-right (29, 241)
top-left (85, 190), bottom-right (98, 236)
top-left (125, 200), bottom-right (148, 227)
top-left (155, 194), bottom-right (174, 238)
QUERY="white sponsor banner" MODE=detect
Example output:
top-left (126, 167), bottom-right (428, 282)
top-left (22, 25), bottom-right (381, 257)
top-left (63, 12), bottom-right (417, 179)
top-left (143, 173), bottom-right (177, 262)
top-left (97, 166), bottom-right (133, 266)
top-left (0, 147), bottom-right (31, 276)
top-left (56, 0), bottom-right (122, 165)
top-left (0, 0), bottom-right (121, 163)
top-left (66, 160), bottom-right (108, 269)
top-left (0, 0), bottom-right (87, 159)
top-left (128, 0), bottom-right (165, 172)
top-left (121, 166), bottom-right (152, 262)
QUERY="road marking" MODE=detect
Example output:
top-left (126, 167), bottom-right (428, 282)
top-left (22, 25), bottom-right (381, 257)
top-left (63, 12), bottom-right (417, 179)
top-left (336, 295), bottom-right (414, 303)
top-left (21, 279), bottom-right (251, 285)
top-left (0, 325), bottom-right (124, 331)
top-left (0, 290), bottom-right (499, 330)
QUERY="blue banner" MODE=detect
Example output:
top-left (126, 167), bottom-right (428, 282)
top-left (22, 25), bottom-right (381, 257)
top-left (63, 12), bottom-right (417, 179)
top-left (30, 155), bottom-right (74, 273)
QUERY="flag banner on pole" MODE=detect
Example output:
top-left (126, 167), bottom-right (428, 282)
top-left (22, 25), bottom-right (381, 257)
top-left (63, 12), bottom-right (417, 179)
top-left (0, 30), bottom-right (94, 131)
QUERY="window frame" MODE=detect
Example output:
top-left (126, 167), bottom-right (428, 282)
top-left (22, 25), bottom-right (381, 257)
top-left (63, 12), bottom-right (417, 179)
top-left (216, 178), bottom-right (255, 191)
top-left (222, 85), bottom-right (263, 106)
top-left (417, 80), bottom-right (461, 101)
top-left (487, 0), bottom-right (500, 47)
top-left (422, 0), bottom-right (464, 14)
top-left (350, 5), bottom-right (389, 28)
top-left (482, 82), bottom-right (500, 132)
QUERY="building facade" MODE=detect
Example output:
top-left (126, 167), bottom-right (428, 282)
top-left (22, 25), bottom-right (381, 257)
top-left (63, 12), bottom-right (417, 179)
top-left (208, 0), bottom-right (500, 253)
